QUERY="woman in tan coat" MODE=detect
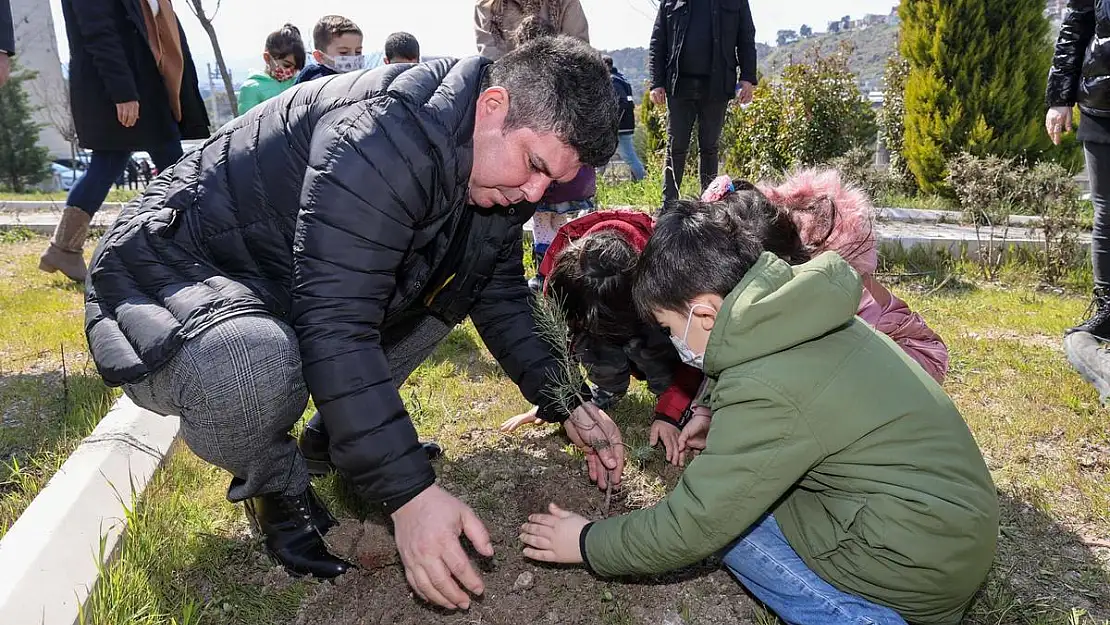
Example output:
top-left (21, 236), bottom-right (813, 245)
top-left (474, 0), bottom-right (589, 59)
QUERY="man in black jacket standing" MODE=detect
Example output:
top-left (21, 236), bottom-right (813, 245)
top-left (85, 36), bottom-right (620, 609)
top-left (0, 0), bottom-right (13, 86)
top-left (649, 0), bottom-right (757, 202)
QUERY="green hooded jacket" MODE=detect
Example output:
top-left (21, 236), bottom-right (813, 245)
top-left (237, 71), bottom-right (296, 115)
top-left (583, 252), bottom-right (998, 624)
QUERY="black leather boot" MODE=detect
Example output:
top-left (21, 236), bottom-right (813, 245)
top-left (299, 411), bottom-right (443, 476)
top-left (243, 485), bottom-right (351, 579)
top-left (1068, 287), bottom-right (1110, 340)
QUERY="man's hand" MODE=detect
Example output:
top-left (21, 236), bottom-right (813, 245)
top-left (500, 405), bottom-right (545, 433)
top-left (0, 55), bottom-right (10, 88)
top-left (649, 419), bottom-right (682, 466)
top-left (391, 484), bottom-right (494, 610)
top-left (520, 503), bottom-right (589, 564)
top-left (736, 81), bottom-right (755, 105)
top-left (1046, 106), bottom-right (1073, 145)
top-left (676, 407), bottom-right (711, 465)
top-left (116, 101), bottom-right (140, 128)
top-left (650, 87), bottom-right (666, 106)
top-left (563, 402), bottom-right (625, 491)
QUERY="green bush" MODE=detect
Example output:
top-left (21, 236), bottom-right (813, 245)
top-left (723, 43), bottom-right (876, 180)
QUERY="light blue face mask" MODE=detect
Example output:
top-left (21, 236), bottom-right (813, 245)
top-left (669, 304), bottom-right (712, 370)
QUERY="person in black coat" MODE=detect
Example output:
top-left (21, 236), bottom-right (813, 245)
top-left (649, 0), bottom-right (757, 202)
top-left (86, 36), bottom-right (621, 605)
top-left (41, 0), bottom-right (210, 283)
top-left (1049, 0), bottom-right (1110, 342)
top-left (0, 0), bottom-right (13, 87)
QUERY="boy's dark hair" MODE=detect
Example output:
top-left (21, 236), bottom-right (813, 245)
top-left (485, 35), bottom-right (619, 168)
top-left (266, 24), bottom-right (307, 70)
top-left (512, 15), bottom-right (557, 46)
top-left (312, 15), bottom-right (362, 52)
top-left (602, 55), bottom-right (614, 69)
top-left (384, 31), bottom-right (420, 62)
top-left (548, 232), bottom-right (640, 342)
top-left (635, 193), bottom-right (773, 317)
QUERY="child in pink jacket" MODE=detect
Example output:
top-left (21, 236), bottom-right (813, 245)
top-left (703, 170), bottom-right (949, 383)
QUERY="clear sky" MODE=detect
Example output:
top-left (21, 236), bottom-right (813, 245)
top-left (47, 0), bottom-right (899, 74)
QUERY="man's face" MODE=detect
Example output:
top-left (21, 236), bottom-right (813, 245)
top-left (469, 87), bottom-right (581, 209)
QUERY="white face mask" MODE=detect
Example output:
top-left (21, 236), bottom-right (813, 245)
top-left (669, 304), bottom-right (712, 370)
top-left (324, 53), bottom-right (365, 73)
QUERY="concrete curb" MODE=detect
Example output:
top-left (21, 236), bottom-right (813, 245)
top-left (0, 396), bottom-right (181, 625)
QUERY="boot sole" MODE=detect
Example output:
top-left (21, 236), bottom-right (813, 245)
top-left (38, 257), bottom-right (85, 282)
top-left (1064, 332), bottom-right (1110, 405)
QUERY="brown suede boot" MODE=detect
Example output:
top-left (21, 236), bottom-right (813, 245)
top-left (39, 207), bottom-right (92, 283)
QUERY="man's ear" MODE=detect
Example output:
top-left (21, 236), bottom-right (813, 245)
top-left (476, 86), bottom-right (510, 121)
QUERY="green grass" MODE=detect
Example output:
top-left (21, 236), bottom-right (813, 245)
top-left (0, 188), bottom-right (140, 203)
top-left (0, 237), bottom-right (118, 538)
top-left (65, 242), bottom-right (1110, 624)
top-left (876, 192), bottom-right (959, 211)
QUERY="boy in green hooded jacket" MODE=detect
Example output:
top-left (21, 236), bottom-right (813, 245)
top-left (520, 191), bottom-right (999, 625)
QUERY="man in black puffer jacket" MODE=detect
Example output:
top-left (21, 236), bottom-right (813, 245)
top-left (85, 36), bottom-right (619, 608)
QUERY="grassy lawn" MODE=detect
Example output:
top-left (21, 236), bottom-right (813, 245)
top-left (0, 231), bottom-right (117, 538)
top-left (72, 246), bottom-right (1110, 624)
top-left (0, 188), bottom-right (140, 204)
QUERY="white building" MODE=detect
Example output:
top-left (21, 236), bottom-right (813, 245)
top-left (10, 0), bottom-right (72, 159)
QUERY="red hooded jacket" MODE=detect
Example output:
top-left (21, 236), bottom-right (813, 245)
top-left (539, 210), bottom-right (702, 424)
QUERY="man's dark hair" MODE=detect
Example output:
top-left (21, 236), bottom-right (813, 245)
top-left (486, 35), bottom-right (619, 168)
top-left (384, 31), bottom-right (420, 62)
top-left (635, 193), bottom-right (773, 317)
top-left (312, 15), bottom-right (362, 52)
top-left (266, 24), bottom-right (307, 70)
top-left (548, 232), bottom-right (640, 342)
top-left (602, 55), bottom-right (614, 69)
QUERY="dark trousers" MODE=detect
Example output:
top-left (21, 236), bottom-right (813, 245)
top-left (663, 76), bottom-right (730, 203)
top-left (1085, 142), bottom-right (1110, 289)
top-left (67, 141), bottom-right (183, 216)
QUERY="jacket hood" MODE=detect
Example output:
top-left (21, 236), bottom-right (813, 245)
top-left (539, 210), bottom-right (655, 289)
top-left (245, 70), bottom-right (279, 84)
top-left (705, 252), bottom-right (862, 374)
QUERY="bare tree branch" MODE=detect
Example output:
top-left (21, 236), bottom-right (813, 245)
top-left (182, 0), bottom-right (237, 114)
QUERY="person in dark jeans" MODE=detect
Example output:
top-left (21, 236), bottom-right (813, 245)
top-left (43, 0), bottom-right (210, 283)
top-left (1048, 0), bottom-right (1110, 341)
top-left (604, 55), bottom-right (645, 181)
top-left (0, 0), bottom-right (13, 87)
top-left (649, 0), bottom-right (757, 202)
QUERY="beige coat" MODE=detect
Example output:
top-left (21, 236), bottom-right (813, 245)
top-left (474, 0), bottom-right (590, 60)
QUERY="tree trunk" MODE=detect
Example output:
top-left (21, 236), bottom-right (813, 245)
top-left (184, 0), bottom-right (237, 115)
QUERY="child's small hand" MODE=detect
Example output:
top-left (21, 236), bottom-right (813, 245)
top-left (500, 405), bottom-right (545, 433)
top-left (677, 409), bottom-right (712, 465)
top-left (520, 503), bottom-right (589, 564)
top-left (649, 419), bottom-right (682, 466)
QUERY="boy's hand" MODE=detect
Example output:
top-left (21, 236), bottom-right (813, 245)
top-left (500, 405), bottom-right (545, 433)
top-left (677, 408), bottom-right (712, 465)
top-left (649, 419), bottom-right (682, 466)
top-left (520, 503), bottom-right (589, 564)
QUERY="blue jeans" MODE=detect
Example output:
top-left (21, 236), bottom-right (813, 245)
top-left (722, 515), bottom-right (907, 625)
top-left (67, 142), bottom-right (183, 216)
top-left (617, 133), bottom-right (646, 181)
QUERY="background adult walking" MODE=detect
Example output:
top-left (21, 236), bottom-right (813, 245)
top-left (44, 0), bottom-right (210, 282)
top-left (605, 55), bottom-right (645, 182)
top-left (1048, 0), bottom-right (1110, 340)
top-left (474, 0), bottom-right (589, 60)
top-left (0, 0), bottom-right (12, 87)
top-left (650, 0), bottom-right (757, 203)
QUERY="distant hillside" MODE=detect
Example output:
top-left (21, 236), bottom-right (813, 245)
top-left (602, 22), bottom-right (899, 98)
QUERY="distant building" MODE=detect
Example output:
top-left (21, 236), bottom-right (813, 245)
top-left (1045, 0), bottom-right (1067, 19)
top-left (9, 0), bottom-right (72, 159)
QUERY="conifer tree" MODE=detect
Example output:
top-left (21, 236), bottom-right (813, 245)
top-left (0, 63), bottom-right (51, 192)
top-left (900, 0), bottom-right (1051, 192)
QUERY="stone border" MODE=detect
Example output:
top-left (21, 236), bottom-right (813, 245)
top-left (0, 396), bottom-right (181, 625)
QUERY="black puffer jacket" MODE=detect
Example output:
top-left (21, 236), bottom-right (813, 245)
top-left (649, 0), bottom-right (757, 101)
top-left (1047, 0), bottom-right (1110, 115)
top-left (86, 57), bottom-right (572, 510)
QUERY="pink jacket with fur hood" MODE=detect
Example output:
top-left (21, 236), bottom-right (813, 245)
top-left (758, 170), bottom-right (950, 383)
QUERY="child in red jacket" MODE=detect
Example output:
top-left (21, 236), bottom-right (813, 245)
top-left (502, 210), bottom-right (702, 464)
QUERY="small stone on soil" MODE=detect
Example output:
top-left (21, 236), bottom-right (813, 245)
top-left (513, 570), bottom-right (535, 592)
